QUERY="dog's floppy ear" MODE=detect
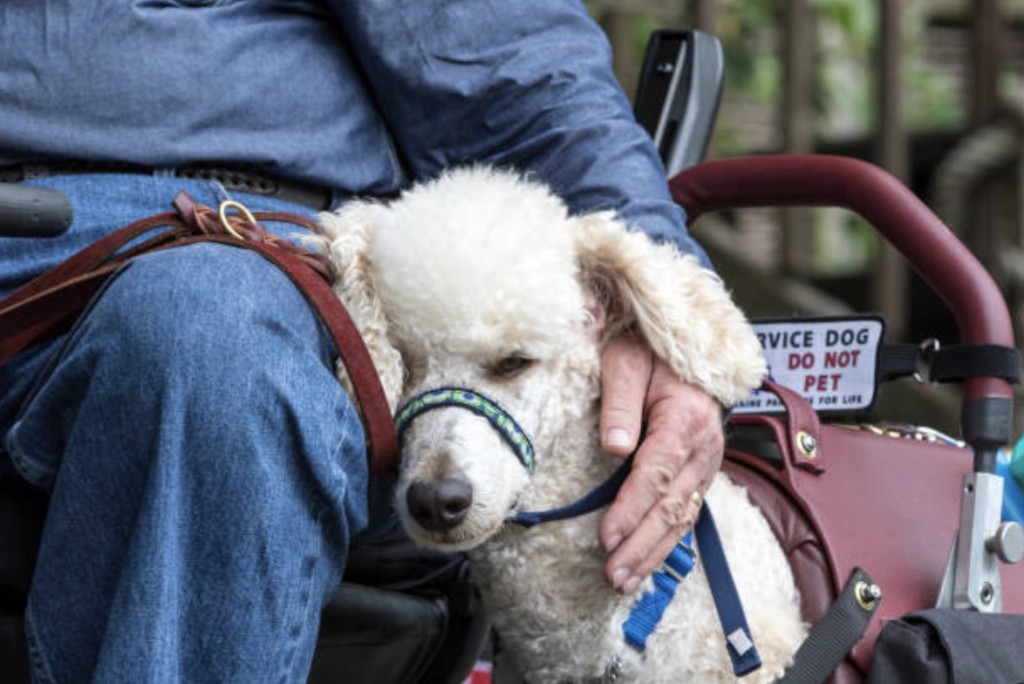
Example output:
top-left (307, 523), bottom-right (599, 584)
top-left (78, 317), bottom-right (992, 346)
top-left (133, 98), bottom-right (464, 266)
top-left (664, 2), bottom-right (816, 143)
top-left (574, 212), bottom-right (765, 406)
top-left (316, 201), bottom-right (405, 412)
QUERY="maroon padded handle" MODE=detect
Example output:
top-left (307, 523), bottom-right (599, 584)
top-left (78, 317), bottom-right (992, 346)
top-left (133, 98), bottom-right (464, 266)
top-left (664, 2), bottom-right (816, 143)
top-left (670, 154), bottom-right (1014, 402)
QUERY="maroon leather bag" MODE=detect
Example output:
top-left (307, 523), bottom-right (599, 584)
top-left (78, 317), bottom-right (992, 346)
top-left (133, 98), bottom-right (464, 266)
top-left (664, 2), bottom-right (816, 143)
top-left (671, 156), bottom-right (1024, 682)
top-left (724, 380), bottom-right (1024, 680)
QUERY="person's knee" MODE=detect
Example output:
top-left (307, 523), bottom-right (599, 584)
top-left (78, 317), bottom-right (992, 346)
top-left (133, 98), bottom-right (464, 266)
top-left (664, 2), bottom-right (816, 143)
top-left (86, 243), bottom-right (332, 381)
top-left (36, 241), bottom-right (368, 520)
top-left (53, 241), bottom-right (363, 478)
top-left (10, 239), bottom-right (368, 572)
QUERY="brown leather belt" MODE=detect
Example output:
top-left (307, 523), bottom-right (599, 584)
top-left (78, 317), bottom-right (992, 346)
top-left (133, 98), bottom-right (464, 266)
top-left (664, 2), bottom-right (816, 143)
top-left (0, 161), bottom-right (333, 211)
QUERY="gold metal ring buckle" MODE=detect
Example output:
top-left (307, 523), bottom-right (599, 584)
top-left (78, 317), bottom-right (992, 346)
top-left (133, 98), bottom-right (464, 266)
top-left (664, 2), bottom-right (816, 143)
top-left (217, 200), bottom-right (257, 240)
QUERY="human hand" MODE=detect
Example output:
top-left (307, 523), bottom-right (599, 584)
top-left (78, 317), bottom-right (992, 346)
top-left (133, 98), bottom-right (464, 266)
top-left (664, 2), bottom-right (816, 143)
top-left (598, 334), bottom-right (724, 594)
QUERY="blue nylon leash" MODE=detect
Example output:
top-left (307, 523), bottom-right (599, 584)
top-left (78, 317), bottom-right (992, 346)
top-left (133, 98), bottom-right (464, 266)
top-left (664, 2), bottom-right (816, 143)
top-left (622, 505), bottom-right (762, 677)
top-left (508, 457), bottom-right (633, 527)
top-left (694, 504), bottom-right (762, 676)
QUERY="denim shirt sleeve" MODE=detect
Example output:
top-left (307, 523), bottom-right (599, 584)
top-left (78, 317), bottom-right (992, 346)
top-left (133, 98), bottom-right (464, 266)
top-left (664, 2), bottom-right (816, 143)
top-left (328, 0), bottom-right (710, 265)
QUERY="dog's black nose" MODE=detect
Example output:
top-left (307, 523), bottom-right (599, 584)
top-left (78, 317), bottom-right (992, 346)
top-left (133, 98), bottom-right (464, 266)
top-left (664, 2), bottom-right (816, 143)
top-left (406, 477), bottom-right (473, 532)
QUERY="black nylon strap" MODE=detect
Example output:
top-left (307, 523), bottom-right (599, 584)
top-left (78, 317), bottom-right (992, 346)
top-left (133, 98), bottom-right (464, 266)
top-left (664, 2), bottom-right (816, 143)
top-left (929, 344), bottom-right (1021, 383)
top-left (880, 343), bottom-right (919, 381)
top-left (775, 568), bottom-right (879, 684)
top-left (882, 343), bottom-right (1020, 384)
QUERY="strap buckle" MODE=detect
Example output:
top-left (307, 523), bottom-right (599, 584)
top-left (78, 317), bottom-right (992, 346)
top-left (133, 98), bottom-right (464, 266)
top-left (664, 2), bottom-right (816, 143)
top-left (658, 534), bottom-right (697, 583)
top-left (913, 337), bottom-right (940, 384)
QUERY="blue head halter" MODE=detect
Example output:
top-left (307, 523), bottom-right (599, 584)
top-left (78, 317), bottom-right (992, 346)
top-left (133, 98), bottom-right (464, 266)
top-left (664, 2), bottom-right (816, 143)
top-left (394, 387), bottom-right (535, 474)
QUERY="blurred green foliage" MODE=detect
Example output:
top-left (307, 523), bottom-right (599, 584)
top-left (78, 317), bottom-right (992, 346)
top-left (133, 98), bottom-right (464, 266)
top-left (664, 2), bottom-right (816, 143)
top-left (711, 0), bottom-right (962, 142)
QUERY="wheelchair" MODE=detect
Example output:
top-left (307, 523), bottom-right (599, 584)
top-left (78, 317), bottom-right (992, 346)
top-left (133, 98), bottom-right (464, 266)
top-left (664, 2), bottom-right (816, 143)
top-left (3, 29), bottom-right (1023, 684)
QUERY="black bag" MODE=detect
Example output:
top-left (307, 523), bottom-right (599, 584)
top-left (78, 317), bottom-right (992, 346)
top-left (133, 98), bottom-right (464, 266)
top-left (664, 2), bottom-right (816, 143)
top-left (865, 609), bottom-right (1024, 684)
top-left (309, 524), bottom-right (489, 684)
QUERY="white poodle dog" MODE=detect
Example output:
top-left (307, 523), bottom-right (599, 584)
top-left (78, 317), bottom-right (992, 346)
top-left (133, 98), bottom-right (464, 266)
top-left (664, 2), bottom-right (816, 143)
top-left (315, 167), bottom-right (806, 683)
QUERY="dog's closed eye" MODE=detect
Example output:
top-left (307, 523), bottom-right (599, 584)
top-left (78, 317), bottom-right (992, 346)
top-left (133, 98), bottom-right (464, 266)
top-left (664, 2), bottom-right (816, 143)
top-left (490, 354), bottom-right (535, 379)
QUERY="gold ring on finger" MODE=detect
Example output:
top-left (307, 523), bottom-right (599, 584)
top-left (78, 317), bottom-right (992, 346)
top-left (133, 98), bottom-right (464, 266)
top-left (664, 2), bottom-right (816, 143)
top-left (689, 490), bottom-right (703, 509)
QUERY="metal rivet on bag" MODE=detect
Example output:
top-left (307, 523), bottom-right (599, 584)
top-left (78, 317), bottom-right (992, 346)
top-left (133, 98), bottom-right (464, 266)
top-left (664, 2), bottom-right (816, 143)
top-left (855, 581), bottom-right (882, 611)
top-left (796, 431), bottom-right (817, 459)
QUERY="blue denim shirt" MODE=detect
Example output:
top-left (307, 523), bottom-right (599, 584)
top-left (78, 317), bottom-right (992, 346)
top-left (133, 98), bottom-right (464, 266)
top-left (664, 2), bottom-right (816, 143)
top-left (0, 0), bottom-right (706, 261)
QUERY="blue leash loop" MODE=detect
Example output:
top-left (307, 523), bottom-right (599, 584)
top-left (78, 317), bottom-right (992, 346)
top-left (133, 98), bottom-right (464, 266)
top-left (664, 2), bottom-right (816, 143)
top-left (622, 531), bottom-right (697, 650)
top-left (623, 505), bottom-right (762, 677)
top-left (511, 457), bottom-right (763, 677)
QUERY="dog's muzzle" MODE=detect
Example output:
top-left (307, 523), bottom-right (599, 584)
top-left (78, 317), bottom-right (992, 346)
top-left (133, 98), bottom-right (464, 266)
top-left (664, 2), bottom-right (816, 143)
top-left (394, 387), bottom-right (535, 474)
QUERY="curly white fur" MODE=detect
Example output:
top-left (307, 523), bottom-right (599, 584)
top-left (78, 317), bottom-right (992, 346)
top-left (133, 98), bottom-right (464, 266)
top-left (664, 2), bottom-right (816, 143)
top-left (315, 167), bottom-right (805, 683)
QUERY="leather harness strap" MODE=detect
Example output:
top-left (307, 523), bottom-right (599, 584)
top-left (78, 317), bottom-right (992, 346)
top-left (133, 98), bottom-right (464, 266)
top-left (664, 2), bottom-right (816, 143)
top-left (0, 192), bottom-right (399, 475)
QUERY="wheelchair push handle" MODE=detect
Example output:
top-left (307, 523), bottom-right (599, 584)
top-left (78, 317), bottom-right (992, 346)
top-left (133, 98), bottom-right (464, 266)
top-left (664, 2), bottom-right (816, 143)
top-left (0, 182), bottom-right (73, 238)
top-left (671, 154), bottom-right (1015, 475)
top-left (669, 154), bottom-right (1014, 404)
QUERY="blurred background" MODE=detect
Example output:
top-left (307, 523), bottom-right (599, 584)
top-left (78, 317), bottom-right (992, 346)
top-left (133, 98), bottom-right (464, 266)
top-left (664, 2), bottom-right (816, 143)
top-left (589, 0), bottom-right (1024, 434)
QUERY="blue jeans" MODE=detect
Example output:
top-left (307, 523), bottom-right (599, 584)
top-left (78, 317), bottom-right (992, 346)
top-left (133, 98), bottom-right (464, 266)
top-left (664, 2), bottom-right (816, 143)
top-left (1, 175), bottom-right (375, 683)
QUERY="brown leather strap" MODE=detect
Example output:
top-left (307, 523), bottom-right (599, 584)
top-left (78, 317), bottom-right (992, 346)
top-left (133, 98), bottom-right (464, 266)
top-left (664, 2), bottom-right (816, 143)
top-left (755, 380), bottom-right (824, 474)
top-left (0, 211), bottom-right (186, 362)
top-left (0, 193), bottom-right (398, 474)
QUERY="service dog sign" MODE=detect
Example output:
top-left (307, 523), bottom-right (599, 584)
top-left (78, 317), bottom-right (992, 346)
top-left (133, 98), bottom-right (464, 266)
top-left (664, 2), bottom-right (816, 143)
top-left (733, 316), bottom-right (885, 414)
